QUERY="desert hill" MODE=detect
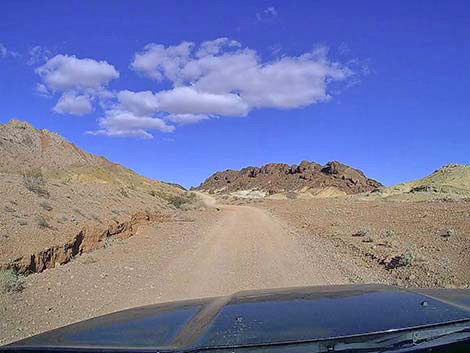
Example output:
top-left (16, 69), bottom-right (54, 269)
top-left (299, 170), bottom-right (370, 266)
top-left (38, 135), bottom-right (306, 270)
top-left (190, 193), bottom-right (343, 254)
top-left (361, 164), bottom-right (470, 201)
top-left (195, 160), bottom-right (382, 198)
top-left (0, 119), bottom-right (193, 273)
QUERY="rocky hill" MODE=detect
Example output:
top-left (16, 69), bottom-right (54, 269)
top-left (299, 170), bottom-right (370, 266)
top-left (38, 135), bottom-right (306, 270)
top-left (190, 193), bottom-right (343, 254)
top-left (196, 160), bottom-right (382, 198)
top-left (361, 164), bottom-right (470, 201)
top-left (0, 119), bottom-right (191, 273)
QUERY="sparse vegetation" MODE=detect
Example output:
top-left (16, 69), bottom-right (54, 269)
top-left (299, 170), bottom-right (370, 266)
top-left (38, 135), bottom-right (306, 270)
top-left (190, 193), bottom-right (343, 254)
top-left (352, 228), bottom-right (369, 237)
top-left (22, 169), bottom-right (50, 198)
top-left (386, 251), bottom-right (414, 269)
top-left (384, 229), bottom-right (395, 237)
top-left (56, 214), bottom-right (68, 224)
top-left (285, 192), bottom-right (297, 200)
top-left (102, 236), bottom-right (115, 248)
top-left (168, 192), bottom-right (199, 209)
top-left (39, 201), bottom-right (53, 211)
top-left (440, 228), bottom-right (455, 238)
top-left (4, 205), bottom-right (16, 213)
top-left (73, 208), bottom-right (87, 219)
top-left (17, 219), bottom-right (28, 226)
top-left (119, 188), bottom-right (129, 198)
top-left (37, 216), bottom-right (50, 229)
top-left (0, 269), bottom-right (24, 293)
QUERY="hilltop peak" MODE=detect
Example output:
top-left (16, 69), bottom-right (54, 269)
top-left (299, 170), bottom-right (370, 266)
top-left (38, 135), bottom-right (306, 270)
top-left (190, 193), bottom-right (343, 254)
top-left (196, 160), bottom-right (381, 198)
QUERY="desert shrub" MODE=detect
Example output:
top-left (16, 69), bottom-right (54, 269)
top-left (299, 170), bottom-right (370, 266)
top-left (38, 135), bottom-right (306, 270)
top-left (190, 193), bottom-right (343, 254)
top-left (168, 192), bottom-right (199, 209)
top-left (102, 237), bottom-right (115, 248)
top-left (149, 190), bottom-right (157, 197)
top-left (56, 214), bottom-right (68, 224)
top-left (440, 228), bottom-right (456, 238)
top-left (384, 229), bottom-right (395, 237)
top-left (111, 209), bottom-right (121, 215)
top-left (22, 169), bottom-right (49, 198)
top-left (39, 201), bottom-right (53, 211)
top-left (0, 269), bottom-right (24, 293)
top-left (386, 251), bottom-right (414, 269)
top-left (17, 219), bottom-right (28, 226)
top-left (4, 205), bottom-right (16, 213)
top-left (73, 208), bottom-right (87, 218)
top-left (37, 216), bottom-right (50, 229)
top-left (119, 188), bottom-right (129, 198)
top-left (352, 228), bottom-right (369, 237)
top-left (285, 192), bottom-right (297, 200)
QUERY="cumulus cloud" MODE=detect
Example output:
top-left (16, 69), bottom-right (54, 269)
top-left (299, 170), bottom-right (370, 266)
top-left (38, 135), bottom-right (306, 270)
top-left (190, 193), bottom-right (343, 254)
top-left (35, 54), bottom-right (119, 116)
top-left (98, 39), bottom-right (353, 138)
top-left (34, 39), bottom-right (357, 139)
top-left (36, 54), bottom-right (119, 92)
top-left (53, 93), bottom-right (93, 116)
top-left (130, 41), bottom-right (193, 81)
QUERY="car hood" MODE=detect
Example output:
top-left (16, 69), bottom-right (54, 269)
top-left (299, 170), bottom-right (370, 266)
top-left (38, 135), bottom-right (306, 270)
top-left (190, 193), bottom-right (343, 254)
top-left (2, 284), bottom-right (470, 352)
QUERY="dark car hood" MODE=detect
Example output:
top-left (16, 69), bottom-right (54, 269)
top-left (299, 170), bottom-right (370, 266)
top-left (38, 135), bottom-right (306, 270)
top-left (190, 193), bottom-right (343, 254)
top-left (2, 284), bottom-right (470, 352)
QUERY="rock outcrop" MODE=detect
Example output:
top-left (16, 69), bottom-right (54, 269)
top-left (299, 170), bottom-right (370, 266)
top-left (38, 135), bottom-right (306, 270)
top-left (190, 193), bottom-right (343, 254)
top-left (196, 160), bottom-right (382, 196)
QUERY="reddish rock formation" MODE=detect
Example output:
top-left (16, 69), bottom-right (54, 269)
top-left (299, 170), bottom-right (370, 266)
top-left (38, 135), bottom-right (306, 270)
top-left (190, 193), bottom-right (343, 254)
top-left (196, 160), bottom-right (382, 195)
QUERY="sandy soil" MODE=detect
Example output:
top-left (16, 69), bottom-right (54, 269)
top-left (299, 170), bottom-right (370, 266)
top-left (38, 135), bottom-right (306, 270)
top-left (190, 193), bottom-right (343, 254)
top-left (257, 198), bottom-right (470, 288)
top-left (0, 201), bottom-right (386, 345)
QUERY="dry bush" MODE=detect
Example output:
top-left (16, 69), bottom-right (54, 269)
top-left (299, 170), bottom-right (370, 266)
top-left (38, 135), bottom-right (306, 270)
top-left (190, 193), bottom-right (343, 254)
top-left (352, 228), bottom-right (369, 237)
top-left (39, 201), bottom-right (53, 211)
top-left (22, 169), bottom-right (49, 198)
top-left (17, 219), bottom-right (28, 226)
top-left (4, 205), bottom-right (16, 213)
top-left (37, 216), bottom-right (50, 229)
top-left (169, 192), bottom-right (204, 210)
top-left (0, 269), bottom-right (24, 293)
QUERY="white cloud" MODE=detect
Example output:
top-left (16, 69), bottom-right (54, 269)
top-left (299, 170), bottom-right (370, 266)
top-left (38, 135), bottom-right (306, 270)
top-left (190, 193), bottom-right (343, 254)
top-left (36, 54), bottom-right (119, 92)
top-left (117, 90), bottom-right (159, 116)
top-left (0, 43), bottom-right (19, 58)
top-left (157, 87), bottom-right (250, 116)
top-left (96, 39), bottom-right (355, 138)
top-left (35, 54), bottom-right (119, 116)
top-left (165, 113), bottom-right (210, 124)
top-left (195, 38), bottom-right (241, 58)
top-left (39, 39), bottom-right (357, 139)
top-left (53, 93), bottom-right (93, 116)
top-left (87, 110), bottom-right (175, 139)
top-left (130, 42), bottom-right (193, 81)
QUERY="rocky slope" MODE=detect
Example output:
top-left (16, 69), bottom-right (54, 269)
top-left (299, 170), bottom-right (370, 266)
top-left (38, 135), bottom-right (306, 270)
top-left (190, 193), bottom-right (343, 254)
top-left (0, 119), bottom-right (187, 271)
top-left (196, 160), bottom-right (382, 198)
top-left (360, 164), bottom-right (470, 201)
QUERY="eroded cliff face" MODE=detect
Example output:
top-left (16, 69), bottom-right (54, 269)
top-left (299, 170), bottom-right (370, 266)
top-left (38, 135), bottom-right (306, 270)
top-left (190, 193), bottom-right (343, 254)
top-left (1, 211), bottom-right (171, 275)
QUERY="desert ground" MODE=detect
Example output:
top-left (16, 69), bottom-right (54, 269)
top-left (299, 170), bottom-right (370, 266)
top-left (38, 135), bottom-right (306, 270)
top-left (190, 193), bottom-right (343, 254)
top-left (1, 194), bottom-right (468, 345)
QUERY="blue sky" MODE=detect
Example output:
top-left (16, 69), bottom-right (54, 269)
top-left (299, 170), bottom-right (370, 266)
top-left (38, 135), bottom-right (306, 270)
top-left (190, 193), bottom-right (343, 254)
top-left (1, 1), bottom-right (469, 188)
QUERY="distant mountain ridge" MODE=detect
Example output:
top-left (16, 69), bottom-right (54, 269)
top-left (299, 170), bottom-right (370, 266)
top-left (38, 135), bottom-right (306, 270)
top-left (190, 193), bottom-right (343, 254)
top-left (195, 160), bottom-right (382, 197)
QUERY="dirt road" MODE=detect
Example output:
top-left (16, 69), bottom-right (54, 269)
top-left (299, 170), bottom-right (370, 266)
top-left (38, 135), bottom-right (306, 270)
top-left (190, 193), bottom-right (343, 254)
top-left (161, 204), bottom-right (351, 300)
top-left (1, 200), bottom-right (381, 344)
